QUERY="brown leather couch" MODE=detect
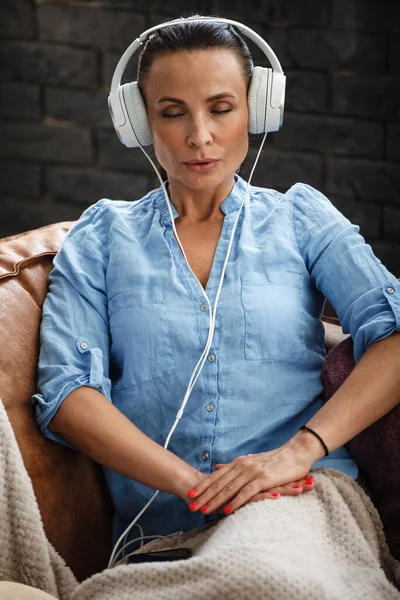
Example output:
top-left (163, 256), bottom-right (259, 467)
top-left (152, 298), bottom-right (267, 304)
top-left (0, 219), bottom-right (349, 583)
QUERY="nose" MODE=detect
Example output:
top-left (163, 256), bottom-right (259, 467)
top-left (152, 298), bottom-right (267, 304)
top-left (187, 114), bottom-right (213, 148)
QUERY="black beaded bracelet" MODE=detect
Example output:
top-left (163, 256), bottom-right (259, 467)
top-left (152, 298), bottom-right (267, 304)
top-left (299, 425), bottom-right (329, 457)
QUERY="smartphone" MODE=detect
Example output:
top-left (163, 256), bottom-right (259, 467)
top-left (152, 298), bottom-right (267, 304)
top-left (127, 548), bottom-right (192, 564)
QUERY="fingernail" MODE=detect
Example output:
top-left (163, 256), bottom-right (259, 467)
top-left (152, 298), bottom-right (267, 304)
top-left (292, 484), bottom-right (302, 489)
top-left (305, 477), bottom-right (314, 484)
top-left (200, 504), bottom-right (209, 514)
top-left (224, 506), bottom-right (232, 514)
top-left (187, 488), bottom-right (196, 498)
top-left (189, 501), bottom-right (198, 510)
top-left (271, 493), bottom-right (280, 498)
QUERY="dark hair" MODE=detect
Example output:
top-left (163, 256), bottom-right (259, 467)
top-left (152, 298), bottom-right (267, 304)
top-left (137, 14), bottom-right (254, 181)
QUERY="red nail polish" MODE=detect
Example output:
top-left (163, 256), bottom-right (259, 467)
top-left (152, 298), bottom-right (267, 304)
top-left (189, 501), bottom-right (198, 510)
top-left (200, 504), bottom-right (209, 513)
top-left (224, 506), bottom-right (232, 514)
top-left (292, 484), bottom-right (301, 489)
top-left (304, 477), bottom-right (314, 484)
top-left (187, 488), bottom-right (196, 498)
top-left (271, 493), bottom-right (280, 497)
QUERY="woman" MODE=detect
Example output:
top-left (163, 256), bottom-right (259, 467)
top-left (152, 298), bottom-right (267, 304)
top-left (32, 15), bottom-right (400, 575)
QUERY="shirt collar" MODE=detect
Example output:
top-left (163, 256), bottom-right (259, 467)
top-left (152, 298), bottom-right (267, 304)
top-left (154, 173), bottom-right (249, 224)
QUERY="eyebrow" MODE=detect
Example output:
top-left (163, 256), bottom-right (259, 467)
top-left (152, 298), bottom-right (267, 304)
top-left (156, 92), bottom-right (236, 105)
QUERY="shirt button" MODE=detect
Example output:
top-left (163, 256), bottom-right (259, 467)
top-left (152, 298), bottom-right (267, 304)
top-left (206, 404), bottom-right (214, 412)
top-left (207, 354), bottom-right (215, 362)
top-left (201, 452), bottom-right (209, 461)
top-left (200, 304), bottom-right (208, 311)
top-left (386, 286), bottom-right (395, 294)
top-left (80, 342), bottom-right (88, 350)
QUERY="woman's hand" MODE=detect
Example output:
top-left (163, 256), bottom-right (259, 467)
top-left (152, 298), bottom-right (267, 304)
top-left (241, 472), bottom-right (315, 506)
top-left (185, 444), bottom-right (314, 515)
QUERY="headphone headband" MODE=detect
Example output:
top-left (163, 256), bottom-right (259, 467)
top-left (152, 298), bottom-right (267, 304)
top-left (110, 17), bottom-right (283, 95)
top-left (108, 16), bottom-right (286, 147)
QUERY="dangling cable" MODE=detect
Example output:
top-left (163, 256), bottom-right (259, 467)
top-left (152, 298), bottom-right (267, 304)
top-left (107, 131), bottom-right (268, 569)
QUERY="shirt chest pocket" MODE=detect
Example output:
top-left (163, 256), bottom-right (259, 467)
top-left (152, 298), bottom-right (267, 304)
top-left (108, 286), bottom-right (177, 390)
top-left (241, 270), bottom-right (307, 364)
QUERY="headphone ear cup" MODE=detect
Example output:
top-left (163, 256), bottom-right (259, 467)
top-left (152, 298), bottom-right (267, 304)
top-left (121, 82), bottom-right (153, 147)
top-left (247, 66), bottom-right (271, 135)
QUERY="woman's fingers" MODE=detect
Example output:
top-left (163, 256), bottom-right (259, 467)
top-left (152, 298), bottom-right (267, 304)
top-left (187, 463), bottom-right (235, 500)
top-left (240, 476), bottom-right (315, 508)
top-left (189, 469), bottom-right (256, 514)
top-left (265, 475), bottom-right (315, 496)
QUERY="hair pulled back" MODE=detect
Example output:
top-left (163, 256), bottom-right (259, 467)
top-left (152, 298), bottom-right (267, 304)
top-left (137, 14), bottom-right (254, 99)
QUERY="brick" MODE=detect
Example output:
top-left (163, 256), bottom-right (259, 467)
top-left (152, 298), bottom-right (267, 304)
top-left (207, 1), bottom-right (246, 21)
top-left (284, 71), bottom-right (328, 113)
top-left (0, 121), bottom-right (93, 164)
top-left (389, 38), bottom-right (400, 77)
top-left (45, 166), bottom-right (149, 205)
top-left (326, 158), bottom-right (400, 203)
top-left (274, 114), bottom-right (384, 158)
top-left (0, 41), bottom-right (97, 88)
top-left (330, 195), bottom-right (381, 240)
top-left (97, 129), bottom-right (155, 174)
top-left (331, 0), bottom-right (400, 35)
top-left (45, 88), bottom-right (111, 129)
top-left (0, 161), bottom-right (41, 196)
top-left (157, 0), bottom-right (210, 16)
top-left (370, 241), bottom-right (400, 277)
top-left (91, 1), bottom-right (166, 12)
top-left (387, 124), bottom-right (400, 161)
top-left (0, 197), bottom-right (85, 239)
top-left (332, 75), bottom-right (400, 121)
top-left (244, 147), bottom-right (323, 191)
top-left (264, 27), bottom-right (295, 70)
top-left (0, 0), bottom-right (35, 39)
top-left (245, 0), bottom-right (329, 27)
top-left (285, 30), bottom-right (385, 74)
top-left (0, 83), bottom-right (41, 120)
top-left (38, 4), bottom-right (146, 52)
top-left (383, 206), bottom-right (400, 243)
top-left (103, 51), bottom-right (137, 88)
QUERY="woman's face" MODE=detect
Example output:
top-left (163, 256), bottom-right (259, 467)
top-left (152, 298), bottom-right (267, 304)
top-left (143, 48), bottom-right (249, 191)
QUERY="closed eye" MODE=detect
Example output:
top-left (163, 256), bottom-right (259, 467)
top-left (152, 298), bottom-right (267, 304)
top-left (162, 109), bottom-right (232, 119)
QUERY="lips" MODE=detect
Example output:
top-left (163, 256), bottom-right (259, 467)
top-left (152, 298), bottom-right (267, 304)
top-left (184, 159), bottom-right (219, 164)
top-left (183, 160), bottom-right (220, 172)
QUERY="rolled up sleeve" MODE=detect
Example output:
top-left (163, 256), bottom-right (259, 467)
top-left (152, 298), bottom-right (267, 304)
top-left (293, 183), bottom-right (400, 364)
top-left (31, 199), bottom-right (112, 449)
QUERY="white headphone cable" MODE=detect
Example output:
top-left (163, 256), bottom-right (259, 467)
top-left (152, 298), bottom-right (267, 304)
top-left (107, 131), bottom-right (268, 568)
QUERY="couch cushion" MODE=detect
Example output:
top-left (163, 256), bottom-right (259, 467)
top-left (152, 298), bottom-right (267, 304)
top-left (0, 221), bottom-right (114, 582)
top-left (321, 335), bottom-right (400, 561)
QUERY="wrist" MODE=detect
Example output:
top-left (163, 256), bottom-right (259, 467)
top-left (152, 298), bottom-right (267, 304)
top-left (171, 464), bottom-right (206, 503)
top-left (286, 428), bottom-right (327, 464)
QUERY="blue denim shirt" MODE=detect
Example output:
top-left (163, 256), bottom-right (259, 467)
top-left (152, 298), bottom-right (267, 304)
top-left (32, 174), bottom-right (400, 547)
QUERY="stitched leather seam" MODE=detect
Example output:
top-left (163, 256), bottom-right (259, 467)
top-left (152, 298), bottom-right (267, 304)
top-left (0, 251), bottom-right (56, 280)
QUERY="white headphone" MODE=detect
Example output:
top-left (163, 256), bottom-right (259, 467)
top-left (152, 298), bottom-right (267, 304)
top-left (108, 16), bottom-right (286, 148)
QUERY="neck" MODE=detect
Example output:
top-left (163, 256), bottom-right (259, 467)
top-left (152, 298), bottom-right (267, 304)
top-left (165, 175), bottom-right (236, 223)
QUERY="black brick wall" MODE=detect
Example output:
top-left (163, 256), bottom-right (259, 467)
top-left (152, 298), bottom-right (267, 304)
top-left (0, 0), bottom-right (399, 279)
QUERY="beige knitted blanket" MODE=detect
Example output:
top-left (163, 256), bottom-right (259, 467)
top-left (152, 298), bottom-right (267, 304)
top-left (0, 399), bottom-right (77, 599)
top-left (1, 398), bottom-right (400, 600)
